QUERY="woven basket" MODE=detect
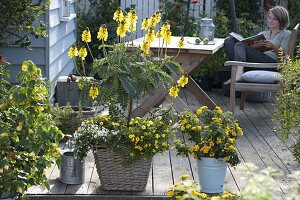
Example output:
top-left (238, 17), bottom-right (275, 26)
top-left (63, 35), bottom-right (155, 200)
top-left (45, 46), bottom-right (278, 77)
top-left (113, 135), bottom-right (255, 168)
top-left (93, 145), bottom-right (152, 191)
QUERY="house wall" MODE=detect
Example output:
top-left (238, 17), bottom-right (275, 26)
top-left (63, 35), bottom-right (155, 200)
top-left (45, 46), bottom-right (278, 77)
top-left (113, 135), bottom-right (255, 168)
top-left (48, 0), bottom-right (77, 97)
top-left (0, 0), bottom-right (77, 100)
top-left (0, 15), bottom-right (47, 83)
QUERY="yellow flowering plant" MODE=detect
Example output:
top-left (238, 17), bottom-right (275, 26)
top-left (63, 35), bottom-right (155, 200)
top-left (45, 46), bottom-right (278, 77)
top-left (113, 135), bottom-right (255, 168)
top-left (175, 106), bottom-right (243, 167)
top-left (68, 8), bottom-right (187, 118)
top-left (167, 175), bottom-right (238, 200)
top-left (74, 105), bottom-right (176, 165)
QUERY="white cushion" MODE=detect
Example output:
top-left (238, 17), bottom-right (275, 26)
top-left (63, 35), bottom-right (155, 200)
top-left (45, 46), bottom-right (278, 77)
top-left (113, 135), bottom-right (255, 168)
top-left (241, 70), bottom-right (281, 83)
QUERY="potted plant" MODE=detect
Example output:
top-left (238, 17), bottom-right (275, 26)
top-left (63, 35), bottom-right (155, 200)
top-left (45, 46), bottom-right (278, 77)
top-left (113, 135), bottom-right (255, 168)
top-left (175, 106), bottom-right (243, 193)
top-left (167, 174), bottom-right (238, 200)
top-left (70, 8), bottom-right (187, 191)
top-left (0, 60), bottom-right (64, 199)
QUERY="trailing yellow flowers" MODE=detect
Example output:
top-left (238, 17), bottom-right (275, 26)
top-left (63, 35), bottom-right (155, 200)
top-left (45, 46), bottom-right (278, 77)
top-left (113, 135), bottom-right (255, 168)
top-left (169, 85), bottom-right (179, 98)
top-left (177, 75), bottom-right (188, 87)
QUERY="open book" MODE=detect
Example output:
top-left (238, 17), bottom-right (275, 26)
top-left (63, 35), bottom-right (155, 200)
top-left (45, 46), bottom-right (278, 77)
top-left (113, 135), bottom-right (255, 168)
top-left (230, 32), bottom-right (271, 52)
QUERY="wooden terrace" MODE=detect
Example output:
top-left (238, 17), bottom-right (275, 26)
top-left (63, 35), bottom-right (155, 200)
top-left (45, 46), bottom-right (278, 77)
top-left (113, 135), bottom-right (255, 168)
top-left (27, 89), bottom-right (300, 200)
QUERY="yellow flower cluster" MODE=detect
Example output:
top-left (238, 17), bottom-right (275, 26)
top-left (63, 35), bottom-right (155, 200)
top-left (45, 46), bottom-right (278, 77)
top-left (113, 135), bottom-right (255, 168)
top-left (169, 75), bottom-right (189, 98)
top-left (89, 85), bottom-right (99, 100)
top-left (97, 24), bottom-right (108, 41)
top-left (113, 8), bottom-right (138, 38)
top-left (127, 116), bottom-right (173, 159)
top-left (167, 175), bottom-right (238, 200)
top-left (176, 106), bottom-right (243, 167)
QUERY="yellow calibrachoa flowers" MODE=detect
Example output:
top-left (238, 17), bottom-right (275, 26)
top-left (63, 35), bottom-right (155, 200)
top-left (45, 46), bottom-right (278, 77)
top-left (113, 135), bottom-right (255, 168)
top-left (175, 106), bottom-right (243, 167)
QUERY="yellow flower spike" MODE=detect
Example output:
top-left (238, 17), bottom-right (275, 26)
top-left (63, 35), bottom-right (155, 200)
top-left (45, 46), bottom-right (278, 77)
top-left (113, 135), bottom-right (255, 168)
top-left (127, 9), bottom-right (138, 33)
top-left (141, 18), bottom-right (149, 30)
top-left (89, 85), bottom-right (99, 100)
top-left (141, 41), bottom-right (150, 55)
top-left (113, 7), bottom-right (124, 23)
top-left (163, 30), bottom-right (172, 45)
top-left (97, 24), bottom-right (108, 41)
top-left (145, 28), bottom-right (155, 44)
top-left (82, 28), bottom-right (91, 43)
top-left (116, 20), bottom-right (127, 38)
top-left (78, 47), bottom-right (88, 60)
top-left (68, 46), bottom-right (78, 59)
top-left (177, 37), bottom-right (185, 48)
top-left (148, 15), bottom-right (157, 27)
top-left (169, 85), bottom-right (179, 98)
top-left (156, 29), bottom-right (163, 38)
top-left (177, 75), bottom-right (188, 87)
top-left (154, 11), bottom-right (161, 23)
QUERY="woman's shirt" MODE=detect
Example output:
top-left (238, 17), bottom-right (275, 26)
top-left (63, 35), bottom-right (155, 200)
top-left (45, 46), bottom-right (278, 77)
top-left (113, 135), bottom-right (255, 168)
top-left (259, 29), bottom-right (291, 61)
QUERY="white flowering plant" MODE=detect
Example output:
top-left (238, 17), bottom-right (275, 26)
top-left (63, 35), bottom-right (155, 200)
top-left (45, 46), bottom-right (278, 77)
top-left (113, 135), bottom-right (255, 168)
top-left (74, 106), bottom-right (176, 164)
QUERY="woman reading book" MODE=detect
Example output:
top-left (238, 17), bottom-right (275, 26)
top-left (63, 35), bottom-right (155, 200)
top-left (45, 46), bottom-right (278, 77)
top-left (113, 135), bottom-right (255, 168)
top-left (224, 6), bottom-right (291, 81)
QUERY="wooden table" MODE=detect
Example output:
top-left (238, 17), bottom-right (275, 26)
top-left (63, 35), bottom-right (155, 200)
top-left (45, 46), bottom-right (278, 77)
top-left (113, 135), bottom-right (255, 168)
top-left (131, 36), bottom-right (224, 117)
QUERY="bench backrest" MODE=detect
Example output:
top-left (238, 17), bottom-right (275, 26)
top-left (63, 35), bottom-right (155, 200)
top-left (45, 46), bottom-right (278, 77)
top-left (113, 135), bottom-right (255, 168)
top-left (287, 23), bottom-right (299, 58)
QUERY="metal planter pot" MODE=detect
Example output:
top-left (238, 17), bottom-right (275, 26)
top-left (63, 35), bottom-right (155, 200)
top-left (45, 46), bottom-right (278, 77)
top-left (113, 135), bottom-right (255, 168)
top-left (59, 151), bottom-right (85, 184)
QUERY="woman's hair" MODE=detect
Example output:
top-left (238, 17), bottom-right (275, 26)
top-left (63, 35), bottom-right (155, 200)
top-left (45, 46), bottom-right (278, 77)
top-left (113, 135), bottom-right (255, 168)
top-left (269, 6), bottom-right (289, 30)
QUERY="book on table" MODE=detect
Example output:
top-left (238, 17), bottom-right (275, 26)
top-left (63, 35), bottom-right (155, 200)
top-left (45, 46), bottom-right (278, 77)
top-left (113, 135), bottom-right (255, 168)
top-left (230, 32), bottom-right (271, 52)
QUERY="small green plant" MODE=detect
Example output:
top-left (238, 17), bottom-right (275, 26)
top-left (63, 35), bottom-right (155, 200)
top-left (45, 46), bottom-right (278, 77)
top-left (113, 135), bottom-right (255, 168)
top-left (0, 60), bottom-right (64, 199)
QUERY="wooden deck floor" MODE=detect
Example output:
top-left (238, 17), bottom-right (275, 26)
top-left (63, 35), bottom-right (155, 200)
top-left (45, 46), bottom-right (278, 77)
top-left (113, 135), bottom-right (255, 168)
top-left (27, 89), bottom-right (300, 199)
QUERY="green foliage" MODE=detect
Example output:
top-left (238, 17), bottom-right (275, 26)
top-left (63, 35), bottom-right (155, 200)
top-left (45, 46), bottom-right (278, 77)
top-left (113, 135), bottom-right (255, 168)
top-left (0, 0), bottom-right (50, 47)
top-left (288, 0), bottom-right (300, 28)
top-left (215, 0), bottom-right (262, 23)
top-left (274, 46), bottom-right (300, 140)
top-left (76, 0), bottom-right (120, 72)
top-left (160, 0), bottom-right (198, 36)
top-left (0, 60), bottom-right (63, 199)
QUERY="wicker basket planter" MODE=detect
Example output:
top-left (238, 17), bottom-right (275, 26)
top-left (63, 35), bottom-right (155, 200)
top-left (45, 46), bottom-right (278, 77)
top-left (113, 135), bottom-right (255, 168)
top-left (93, 145), bottom-right (152, 191)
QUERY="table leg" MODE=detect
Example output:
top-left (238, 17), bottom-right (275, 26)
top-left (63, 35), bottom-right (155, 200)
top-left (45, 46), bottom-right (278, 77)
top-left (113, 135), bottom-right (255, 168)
top-left (186, 76), bottom-right (217, 109)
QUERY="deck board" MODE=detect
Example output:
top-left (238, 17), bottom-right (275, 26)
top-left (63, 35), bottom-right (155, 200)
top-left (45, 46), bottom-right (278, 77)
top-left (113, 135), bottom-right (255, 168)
top-left (27, 89), bottom-right (300, 199)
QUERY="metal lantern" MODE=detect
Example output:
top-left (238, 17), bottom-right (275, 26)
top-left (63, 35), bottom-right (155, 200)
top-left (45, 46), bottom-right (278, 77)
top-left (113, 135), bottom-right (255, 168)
top-left (62, 0), bottom-right (70, 17)
top-left (199, 18), bottom-right (215, 41)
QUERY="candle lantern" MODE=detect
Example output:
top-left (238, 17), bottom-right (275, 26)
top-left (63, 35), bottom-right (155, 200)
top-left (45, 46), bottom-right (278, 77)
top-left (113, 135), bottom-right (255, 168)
top-left (199, 18), bottom-right (215, 41)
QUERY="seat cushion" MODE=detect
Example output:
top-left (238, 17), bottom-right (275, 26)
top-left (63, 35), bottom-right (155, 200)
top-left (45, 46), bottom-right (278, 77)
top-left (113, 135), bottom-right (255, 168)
top-left (241, 70), bottom-right (281, 83)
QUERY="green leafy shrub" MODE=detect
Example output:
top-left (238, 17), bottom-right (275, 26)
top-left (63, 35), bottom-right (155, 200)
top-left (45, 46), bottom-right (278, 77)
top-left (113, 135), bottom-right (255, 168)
top-left (0, 60), bottom-right (64, 199)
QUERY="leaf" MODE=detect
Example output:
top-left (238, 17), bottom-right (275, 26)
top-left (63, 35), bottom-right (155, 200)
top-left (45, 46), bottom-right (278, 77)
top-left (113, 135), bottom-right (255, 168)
top-left (119, 76), bottom-right (137, 98)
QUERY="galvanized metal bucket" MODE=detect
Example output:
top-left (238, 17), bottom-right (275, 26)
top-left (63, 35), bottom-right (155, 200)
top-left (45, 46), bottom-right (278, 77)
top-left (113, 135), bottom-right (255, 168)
top-left (59, 151), bottom-right (85, 184)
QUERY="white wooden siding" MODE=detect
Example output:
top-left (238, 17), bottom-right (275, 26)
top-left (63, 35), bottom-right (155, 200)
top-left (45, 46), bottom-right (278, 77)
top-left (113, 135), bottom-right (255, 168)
top-left (48, 0), bottom-right (77, 84)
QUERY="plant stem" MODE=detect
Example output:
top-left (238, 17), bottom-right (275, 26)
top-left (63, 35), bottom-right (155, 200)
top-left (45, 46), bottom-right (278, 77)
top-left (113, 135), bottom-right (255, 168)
top-left (86, 42), bottom-right (95, 61)
top-left (127, 98), bottom-right (133, 126)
